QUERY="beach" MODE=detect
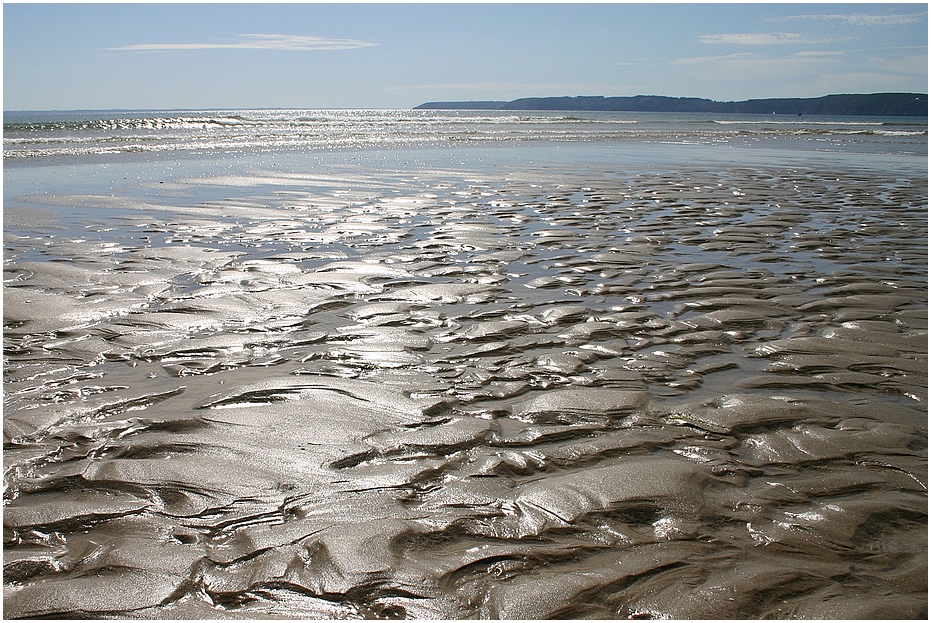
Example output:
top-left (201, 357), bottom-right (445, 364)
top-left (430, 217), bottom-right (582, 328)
top-left (3, 112), bottom-right (928, 618)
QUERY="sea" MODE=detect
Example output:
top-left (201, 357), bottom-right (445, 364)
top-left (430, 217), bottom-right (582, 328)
top-left (4, 108), bottom-right (928, 159)
top-left (3, 109), bottom-right (928, 619)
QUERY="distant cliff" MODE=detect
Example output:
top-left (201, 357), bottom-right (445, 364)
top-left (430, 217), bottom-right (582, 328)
top-left (415, 93), bottom-right (928, 116)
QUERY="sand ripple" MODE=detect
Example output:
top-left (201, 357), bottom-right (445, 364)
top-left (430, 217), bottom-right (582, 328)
top-left (3, 160), bottom-right (927, 618)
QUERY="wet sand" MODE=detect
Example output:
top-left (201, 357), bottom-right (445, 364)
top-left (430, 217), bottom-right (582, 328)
top-left (3, 144), bottom-right (927, 618)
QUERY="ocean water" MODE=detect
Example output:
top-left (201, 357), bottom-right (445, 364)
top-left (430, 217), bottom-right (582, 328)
top-left (4, 108), bottom-right (928, 160)
top-left (3, 109), bottom-right (928, 619)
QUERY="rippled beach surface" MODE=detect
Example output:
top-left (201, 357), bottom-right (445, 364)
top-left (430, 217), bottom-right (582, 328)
top-left (3, 123), bottom-right (928, 618)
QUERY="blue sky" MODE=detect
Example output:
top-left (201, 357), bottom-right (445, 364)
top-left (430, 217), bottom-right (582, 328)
top-left (3, 3), bottom-right (927, 110)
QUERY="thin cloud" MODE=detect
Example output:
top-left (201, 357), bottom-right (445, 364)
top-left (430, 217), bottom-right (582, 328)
top-left (792, 50), bottom-right (846, 58)
top-left (700, 33), bottom-right (838, 45)
top-left (670, 52), bottom-right (756, 65)
top-left (774, 12), bottom-right (927, 27)
top-left (864, 54), bottom-right (929, 78)
top-left (668, 51), bottom-right (843, 80)
top-left (678, 52), bottom-right (844, 85)
top-left (107, 34), bottom-right (378, 51)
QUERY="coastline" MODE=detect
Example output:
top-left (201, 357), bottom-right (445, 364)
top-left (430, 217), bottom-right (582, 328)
top-left (413, 92), bottom-right (929, 116)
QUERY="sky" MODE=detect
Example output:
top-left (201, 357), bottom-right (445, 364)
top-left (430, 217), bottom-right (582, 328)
top-left (3, 2), bottom-right (928, 111)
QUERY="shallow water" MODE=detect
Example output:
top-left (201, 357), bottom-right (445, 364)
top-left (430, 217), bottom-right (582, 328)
top-left (3, 141), bottom-right (928, 619)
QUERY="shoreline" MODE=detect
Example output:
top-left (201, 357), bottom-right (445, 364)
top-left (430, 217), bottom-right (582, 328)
top-left (5, 108), bottom-right (927, 168)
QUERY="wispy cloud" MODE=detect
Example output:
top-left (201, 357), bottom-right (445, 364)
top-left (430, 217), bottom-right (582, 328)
top-left (700, 32), bottom-right (840, 45)
top-left (774, 12), bottom-right (927, 27)
top-left (864, 53), bottom-right (929, 78)
top-left (669, 50), bottom-right (844, 79)
top-left (107, 33), bottom-right (378, 51)
top-left (670, 52), bottom-right (756, 65)
top-left (791, 50), bottom-right (846, 58)
top-left (667, 46), bottom-right (925, 94)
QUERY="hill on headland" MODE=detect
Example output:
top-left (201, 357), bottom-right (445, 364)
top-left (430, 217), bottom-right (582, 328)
top-left (415, 93), bottom-right (928, 116)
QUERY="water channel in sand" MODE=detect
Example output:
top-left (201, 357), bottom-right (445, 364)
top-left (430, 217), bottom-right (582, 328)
top-left (3, 141), bottom-right (927, 618)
